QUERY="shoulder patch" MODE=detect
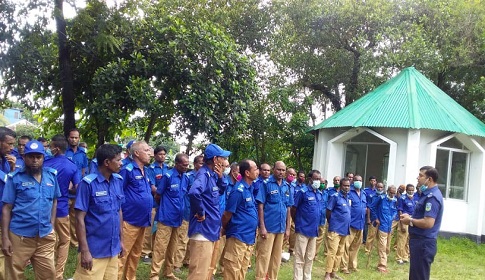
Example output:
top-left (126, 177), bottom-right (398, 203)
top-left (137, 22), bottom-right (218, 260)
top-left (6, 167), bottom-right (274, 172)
top-left (165, 172), bottom-right (171, 178)
top-left (8, 169), bottom-right (21, 177)
top-left (44, 166), bottom-right (58, 175)
top-left (83, 173), bottom-right (98, 183)
top-left (113, 173), bottom-right (123, 180)
top-left (425, 202), bottom-right (432, 212)
top-left (427, 193), bottom-right (434, 198)
top-left (92, 158), bottom-right (98, 163)
top-left (331, 192), bottom-right (338, 197)
top-left (237, 184), bottom-right (244, 192)
top-left (125, 163), bottom-right (134, 171)
top-left (301, 186), bottom-right (308, 193)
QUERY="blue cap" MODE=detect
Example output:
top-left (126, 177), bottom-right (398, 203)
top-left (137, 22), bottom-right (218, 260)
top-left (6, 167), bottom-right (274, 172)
top-left (126, 140), bottom-right (135, 149)
top-left (24, 140), bottom-right (46, 156)
top-left (204, 144), bottom-right (231, 159)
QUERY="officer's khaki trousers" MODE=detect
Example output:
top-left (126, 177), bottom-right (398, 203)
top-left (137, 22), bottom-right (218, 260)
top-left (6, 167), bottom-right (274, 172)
top-left (255, 232), bottom-right (284, 280)
top-left (396, 223), bottom-right (410, 262)
top-left (173, 220), bottom-right (189, 268)
top-left (149, 223), bottom-right (180, 280)
top-left (341, 227), bottom-right (363, 271)
top-left (293, 233), bottom-right (316, 280)
top-left (69, 198), bottom-right (78, 247)
top-left (222, 237), bottom-right (253, 280)
top-left (141, 208), bottom-right (157, 258)
top-left (55, 216), bottom-right (70, 280)
top-left (0, 228), bottom-right (5, 280)
top-left (365, 223), bottom-right (378, 253)
top-left (5, 231), bottom-right (56, 280)
top-left (314, 224), bottom-right (327, 259)
top-left (74, 255), bottom-right (118, 279)
top-left (118, 221), bottom-right (146, 280)
top-left (325, 231), bottom-right (347, 273)
top-left (187, 239), bottom-right (214, 280)
top-left (377, 230), bottom-right (391, 270)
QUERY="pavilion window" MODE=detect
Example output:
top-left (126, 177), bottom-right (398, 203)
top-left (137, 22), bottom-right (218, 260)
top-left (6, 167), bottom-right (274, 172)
top-left (435, 141), bottom-right (469, 201)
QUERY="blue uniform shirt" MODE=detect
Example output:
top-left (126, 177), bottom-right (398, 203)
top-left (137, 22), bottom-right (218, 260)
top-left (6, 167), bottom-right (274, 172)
top-left (121, 156), bottom-right (133, 167)
top-left (188, 165), bottom-right (227, 241)
top-left (348, 187), bottom-right (367, 230)
top-left (409, 186), bottom-right (443, 239)
top-left (156, 168), bottom-right (188, 227)
top-left (44, 155), bottom-right (81, 217)
top-left (183, 170), bottom-right (198, 222)
top-left (2, 167), bottom-right (61, 237)
top-left (364, 187), bottom-right (376, 202)
top-left (398, 195), bottom-right (416, 215)
top-left (327, 191), bottom-right (351, 236)
top-left (367, 193), bottom-right (382, 221)
top-left (255, 175), bottom-right (293, 234)
top-left (372, 195), bottom-right (397, 233)
top-left (88, 158), bottom-right (98, 175)
top-left (294, 186), bottom-right (322, 237)
top-left (252, 176), bottom-right (267, 198)
top-left (14, 156), bottom-right (25, 170)
top-left (0, 155), bottom-right (12, 220)
top-left (225, 180), bottom-right (258, 244)
top-left (120, 163), bottom-right (153, 227)
top-left (65, 147), bottom-right (88, 198)
top-left (319, 189), bottom-right (329, 226)
top-left (75, 173), bottom-right (125, 258)
top-left (148, 162), bottom-right (170, 210)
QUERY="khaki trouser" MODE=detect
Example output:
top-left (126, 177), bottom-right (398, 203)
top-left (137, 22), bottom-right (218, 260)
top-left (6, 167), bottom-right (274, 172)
top-left (365, 223), bottom-right (378, 253)
top-left (118, 222), bottom-right (146, 280)
top-left (390, 220), bottom-right (399, 252)
top-left (282, 219), bottom-right (296, 253)
top-left (69, 198), bottom-right (78, 247)
top-left (187, 240), bottom-right (214, 280)
top-left (314, 224), bottom-right (327, 259)
top-left (141, 208), bottom-right (157, 258)
top-left (149, 223), bottom-right (180, 280)
top-left (341, 227), bottom-right (363, 271)
top-left (255, 232), bottom-right (284, 280)
top-left (173, 220), bottom-right (189, 268)
top-left (325, 231), bottom-right (347, 274)
top-left (55, 216), bottom-right (71, 280)
top-left (377, 230), bottom-right (391, 270)
top-left (208, 235), bottom-right (226, 277)
top-left (5, 231), bottom-right (56, 280)
top-left (0, 228), bottom-right (5, 280)
top-left (222, 237), bottom-right (253, 280)
top-left (396, 223), bottom-right (410, 262)
top-left (293, 233), bottom-right (316, 280)
top-left (74, 254), bottom-right (118, 280)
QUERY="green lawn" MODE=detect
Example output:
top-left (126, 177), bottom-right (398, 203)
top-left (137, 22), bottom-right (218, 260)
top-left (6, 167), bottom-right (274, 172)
top-left (25, 236), bottom-right (485, 279)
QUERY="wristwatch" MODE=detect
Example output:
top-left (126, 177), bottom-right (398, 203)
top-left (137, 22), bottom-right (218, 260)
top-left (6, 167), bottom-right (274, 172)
top-left (410, 217), bottom-right (414, 227)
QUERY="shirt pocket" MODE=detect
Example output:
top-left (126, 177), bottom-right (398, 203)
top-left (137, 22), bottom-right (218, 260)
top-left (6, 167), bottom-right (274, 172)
top-left (18, 184), bottom-right (38, 199)
top-left (93, 196), bottom-right (111, 213)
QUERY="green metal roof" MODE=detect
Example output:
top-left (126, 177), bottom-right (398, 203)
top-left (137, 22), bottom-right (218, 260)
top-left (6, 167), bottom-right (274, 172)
top-left (311, 67), bottom-right (485, 138)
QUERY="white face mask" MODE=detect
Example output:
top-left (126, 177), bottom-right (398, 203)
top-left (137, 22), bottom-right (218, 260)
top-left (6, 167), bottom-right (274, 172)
top-left (223, 167), bottom-right (230, 176)
top-left (311, 180), bottom-right (320, 190)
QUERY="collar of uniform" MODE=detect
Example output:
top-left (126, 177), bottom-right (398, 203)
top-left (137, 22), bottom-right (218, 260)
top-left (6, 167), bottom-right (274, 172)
top-left (170, 167), bottom-right (183, 178)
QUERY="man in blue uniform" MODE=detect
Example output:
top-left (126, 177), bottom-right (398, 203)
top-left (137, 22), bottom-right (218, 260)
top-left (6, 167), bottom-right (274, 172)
top-left (364, 182), bottom-right (385, 254)
top-left (2, 140), bottom-right (61, 279)
top-left (221, 159), bottom-right (259, 280)
top-left (74, 144), bottom-right (125, 279)
top-left (118, 141), bottom-right (153, 280)
top-left (370, 185), bottom-right (397, 273)
top-left (121, 140), bottom-right (135, 166)
top-left (396, 184), bottom-right (416, 264)
top-left (255, 161), bottom-right (293, 280)
top-left (187, 144), bottom-right (229, 280)
top-left (150, 153), bottom-right (189, 280)
top-left (0, 127), bottom-right (17, 279)
top-left (66, 128), bottom-right (89, 248)
top-left (253, 163), bottom-right (271, 198)
top-left (400, 166), bottom-right (443, 280)
top-left (341, 174), bottom-right (367, 274)
top-left (286, 170), bottom-right (306, 255)
top-left (291, 170), bottom-right (322, 280)
top-left (142, 145), bottom-right (170, 262)
top-left (363, 176), bottom-right (377, 244)
top-left (13, 135), bottom-right (31, 170)
top-left (44, 134), bottom-right (81, 280)
top-left (316, 176), bottom-right (340, 259)
top-left (324, 177), bottom-right (351, 280)
top-left (174, 155), bottom-right (204, 270)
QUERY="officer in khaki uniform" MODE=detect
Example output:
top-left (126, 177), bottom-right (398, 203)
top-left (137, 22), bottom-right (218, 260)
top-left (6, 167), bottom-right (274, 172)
top-left (2, 140), bottom-right (61, 279)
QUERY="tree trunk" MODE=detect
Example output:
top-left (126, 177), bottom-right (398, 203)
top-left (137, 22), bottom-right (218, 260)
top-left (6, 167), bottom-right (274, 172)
top-left (186, 134), bottom-right (194, 155)
top-left (144, 113), bottom-right (157, 143)
top-left (55, 0), bottom-right (76, 137)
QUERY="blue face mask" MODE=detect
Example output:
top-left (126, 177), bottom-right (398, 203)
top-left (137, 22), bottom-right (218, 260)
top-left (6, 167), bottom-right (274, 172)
top-left (420, 185), bottom-right (428, 193)
top-left (353, 181), bottom-right (362, 189)
top-left (45, 148), bottom-right (53, 157)
top-left (376, 190), bottom-right (383, 195)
